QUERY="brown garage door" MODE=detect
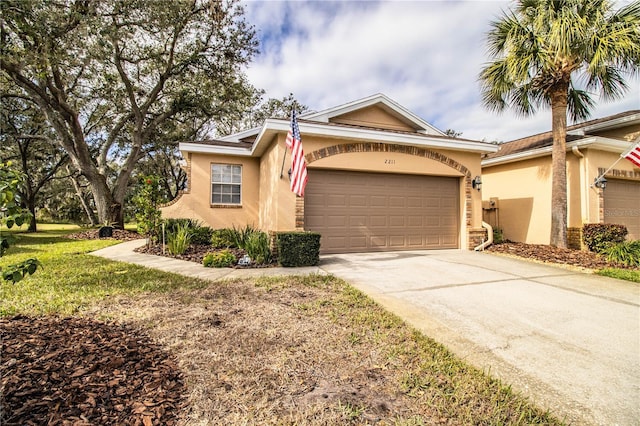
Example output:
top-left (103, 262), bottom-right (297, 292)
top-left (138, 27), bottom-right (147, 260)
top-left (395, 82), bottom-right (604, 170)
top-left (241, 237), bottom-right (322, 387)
top-left (604, 179), bottom-right (640, 240)
top-left (304, 170), bottom-right (459, 253)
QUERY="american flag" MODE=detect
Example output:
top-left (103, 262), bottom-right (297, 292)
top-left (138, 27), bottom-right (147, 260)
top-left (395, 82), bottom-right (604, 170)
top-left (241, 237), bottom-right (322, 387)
top-left (286, 110), bottom-right (308, 196)
top-left (622, 142), bottom-right (640, 168)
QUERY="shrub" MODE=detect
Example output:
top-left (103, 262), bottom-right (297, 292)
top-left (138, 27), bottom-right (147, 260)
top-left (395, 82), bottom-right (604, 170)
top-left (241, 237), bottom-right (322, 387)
top-left (232, 224), bottom-right (259, 249)
top-left (244, 231), bottom-right (273, 265)
top-left (582, 223), bottom-right (628, 253)
top-left (167, 223), bottom-right (191, 255)
top-left (493, 228), bottom-right (504, 244)
top-left (210, 228), bottom-right (237, 248)
top-left (190, 226), bottom-right (213, 245)
top-left (276, 232), bottom-right (321, 267)
top-left (602, 240), bottom-right (640, 268)
top-left (203, 250), bottom-right (236, 268)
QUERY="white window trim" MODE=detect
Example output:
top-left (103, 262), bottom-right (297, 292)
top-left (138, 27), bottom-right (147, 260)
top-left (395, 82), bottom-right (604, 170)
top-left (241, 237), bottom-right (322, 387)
top-left (211, 163), bottom-right (242, 206)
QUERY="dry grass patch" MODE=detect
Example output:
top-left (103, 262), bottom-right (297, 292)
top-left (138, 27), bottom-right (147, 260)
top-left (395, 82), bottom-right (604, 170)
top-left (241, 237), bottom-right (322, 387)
top-left (87, 274), bottom-right (560, 425)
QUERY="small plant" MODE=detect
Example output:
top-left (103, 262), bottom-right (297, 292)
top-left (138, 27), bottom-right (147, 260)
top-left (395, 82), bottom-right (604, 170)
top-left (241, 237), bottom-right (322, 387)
top-left (210, 228), bottom-right (237, 248)
top-left (601, 240), bottom-right (640, 268)
top-left (493, 227), bottom-right (504, 244)
top-left (244, 231), bottom-right (273, 265)
top-left (133, 175), bottom-right (163, 246)
top-left (232, 224), bottom-right (259, 249)
top-left (190, 226), bottom-right (213, 245)
top-left (203, 250), bottom-right (236, 268)
top-left (582, 223), bottom-right (628, 253)
top-left (167, 223), bottom-right (191, 255)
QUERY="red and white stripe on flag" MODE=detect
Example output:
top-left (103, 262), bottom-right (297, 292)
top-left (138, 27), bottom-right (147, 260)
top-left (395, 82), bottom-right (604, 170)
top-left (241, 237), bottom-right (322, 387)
top-left (287, 110), bottom-right (308, 197)
top-left (622, 143), bottom-right (640, 168)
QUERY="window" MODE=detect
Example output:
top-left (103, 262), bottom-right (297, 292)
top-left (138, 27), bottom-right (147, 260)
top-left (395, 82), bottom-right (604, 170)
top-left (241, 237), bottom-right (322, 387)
top-left (211, 164), bottom-right (242, 205)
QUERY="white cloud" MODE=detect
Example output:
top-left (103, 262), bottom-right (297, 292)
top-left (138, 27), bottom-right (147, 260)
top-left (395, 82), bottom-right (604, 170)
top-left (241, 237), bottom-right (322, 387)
top-left (242, 0), bottom-right (640, 142)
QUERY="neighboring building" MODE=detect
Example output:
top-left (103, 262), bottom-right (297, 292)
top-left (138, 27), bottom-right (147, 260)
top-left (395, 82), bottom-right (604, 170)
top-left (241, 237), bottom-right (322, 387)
top-left (482, 111), bottom-right (640, 246)
top-left (161, 94), bottom-right (498, 253)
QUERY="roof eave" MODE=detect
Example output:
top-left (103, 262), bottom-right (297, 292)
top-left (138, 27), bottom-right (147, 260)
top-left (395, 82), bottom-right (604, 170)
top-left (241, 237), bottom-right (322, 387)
top-left (481, 137), bottom-right (631, 167)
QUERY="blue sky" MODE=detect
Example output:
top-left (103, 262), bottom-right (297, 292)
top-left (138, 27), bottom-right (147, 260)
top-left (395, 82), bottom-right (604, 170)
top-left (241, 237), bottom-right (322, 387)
top-left (242, 0), bottom-right (639, 142)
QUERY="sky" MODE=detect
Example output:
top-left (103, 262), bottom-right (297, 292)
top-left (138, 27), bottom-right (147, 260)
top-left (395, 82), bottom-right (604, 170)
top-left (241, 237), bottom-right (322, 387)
top-left (241, 0), bottom-right (640, 142)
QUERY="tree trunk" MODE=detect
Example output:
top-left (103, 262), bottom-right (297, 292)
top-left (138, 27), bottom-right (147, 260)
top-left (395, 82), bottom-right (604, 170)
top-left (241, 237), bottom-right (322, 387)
top-left (27, 199), bottom-right (37, 233)
top-left (549, 86), bottom-right (569, 248)
top-left (88, 176), bottom-right (124, 229)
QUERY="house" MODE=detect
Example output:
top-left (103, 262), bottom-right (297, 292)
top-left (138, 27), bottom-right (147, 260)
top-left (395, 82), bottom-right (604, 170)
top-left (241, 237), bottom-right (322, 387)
top-left (481, 110), bottom-right (640, 246)
top-left (161, 94), bottom-right (499, 253)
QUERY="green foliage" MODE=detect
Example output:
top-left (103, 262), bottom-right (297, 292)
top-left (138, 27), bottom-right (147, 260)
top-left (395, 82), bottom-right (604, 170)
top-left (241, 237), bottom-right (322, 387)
top-left (164, 218), bottom-right (211, 245)
top-left (597, 268), bottom-right (640, 283)
top-left (231, 224), bottom-right (259, 249)
top-left (203, 250), bottom-right (236, 268)
top-left (582, 223), bottom-right (628, 253)
top-left (479, 0), bottom-right (640, 121)
top-left (602, 240), bottom-right (640, 268)
top-left (166, 223), bottom-right (191, 255)
top-left (0, 230), bottom-right (208, 316)
top-left (0, 161), bottom-right (41, 283)
top-left (276, 232), bottom-right (321, 267)
top-left (493, 228), bottom-right (504, 244)
top-left (210, 228), bottom-right (237, 249)
top-left (133, 175), bottom-right (163, 244)
top-left (244, 231), bottom-right (273, 265)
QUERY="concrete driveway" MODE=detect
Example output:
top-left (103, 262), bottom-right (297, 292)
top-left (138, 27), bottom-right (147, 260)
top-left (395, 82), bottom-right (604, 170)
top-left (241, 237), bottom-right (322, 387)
top-left (320, 250), bottom-right (640, 426)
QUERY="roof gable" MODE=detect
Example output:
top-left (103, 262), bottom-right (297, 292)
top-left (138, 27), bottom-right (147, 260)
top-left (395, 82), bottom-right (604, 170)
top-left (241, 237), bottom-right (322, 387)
top-left (301, 94), bottom-right (444, 135)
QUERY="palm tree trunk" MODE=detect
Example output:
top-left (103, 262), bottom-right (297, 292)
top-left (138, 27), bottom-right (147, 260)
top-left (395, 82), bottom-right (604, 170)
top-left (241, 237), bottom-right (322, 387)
top-left (549, 85), bottom-right (569, 248)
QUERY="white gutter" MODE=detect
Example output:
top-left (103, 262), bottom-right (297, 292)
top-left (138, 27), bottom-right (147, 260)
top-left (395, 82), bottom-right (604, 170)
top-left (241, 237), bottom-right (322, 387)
top-left (482, 136), bottom-right (630, 167)
top-left (474, 221), bottom-right (493, 251)
top-left (182, 118), bottom-right (499, 156)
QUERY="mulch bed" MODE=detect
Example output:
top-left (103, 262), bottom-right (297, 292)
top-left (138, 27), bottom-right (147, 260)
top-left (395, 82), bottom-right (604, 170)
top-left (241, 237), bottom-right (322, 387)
top-left (66, 229), bottom-right (143, 242)
top-left (486, 241), bottom-right (632, 270)
top-left (1, 315), bottom-right (186, 426)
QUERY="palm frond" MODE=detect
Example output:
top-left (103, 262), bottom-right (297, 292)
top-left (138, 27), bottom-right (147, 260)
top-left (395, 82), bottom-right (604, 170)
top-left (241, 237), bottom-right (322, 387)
top-left (567, 86), bottom-right (595, 122)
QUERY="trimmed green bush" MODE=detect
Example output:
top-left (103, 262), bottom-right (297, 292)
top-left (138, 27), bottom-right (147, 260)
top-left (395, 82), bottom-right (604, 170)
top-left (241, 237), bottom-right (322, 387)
top-left (210, 228), bottom-right (237, 249)
top-left (203, 250), bottom-right (236, 268)
top-left (602, 240), bottom-right (640, 268)
top-left (190, 226), bottom-right (213, 245)
top-left (582, 223), bottom-right (628, 253)
top-left (245, 231), bottom-right (273, 265)
top-left (276, 232), bottom-right (321, 267)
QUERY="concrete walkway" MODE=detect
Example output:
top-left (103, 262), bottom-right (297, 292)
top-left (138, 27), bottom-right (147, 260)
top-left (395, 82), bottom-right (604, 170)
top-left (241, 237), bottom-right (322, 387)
top-left (91, 239), bottom-right (327, 280)
top-left (91, 241), bottom-right (640, 425)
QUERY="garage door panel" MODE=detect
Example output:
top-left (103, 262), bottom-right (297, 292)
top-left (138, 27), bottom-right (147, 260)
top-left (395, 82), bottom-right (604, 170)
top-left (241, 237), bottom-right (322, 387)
top-left (305, 170), bottom-right (459, 253)
top-left (605, 179), bottom-right (640, 240)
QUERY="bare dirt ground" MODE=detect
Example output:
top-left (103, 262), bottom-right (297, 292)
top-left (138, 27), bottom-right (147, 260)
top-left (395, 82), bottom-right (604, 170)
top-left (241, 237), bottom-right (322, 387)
top-left (1, 275), bottom-right (558, 425)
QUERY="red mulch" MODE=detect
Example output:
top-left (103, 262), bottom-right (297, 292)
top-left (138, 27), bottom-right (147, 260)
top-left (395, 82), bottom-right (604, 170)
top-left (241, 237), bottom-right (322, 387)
top-left (1, 315), bottom-right (186, 426)
top-left (486, 241), bottom-right (633, 270)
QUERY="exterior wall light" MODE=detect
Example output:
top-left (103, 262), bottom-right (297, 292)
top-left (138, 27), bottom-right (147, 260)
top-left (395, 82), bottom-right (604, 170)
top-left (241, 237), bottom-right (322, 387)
top-left (472, 176), bottom-right (482, 191)
top-left (593, 176), bottom-right (607, 190)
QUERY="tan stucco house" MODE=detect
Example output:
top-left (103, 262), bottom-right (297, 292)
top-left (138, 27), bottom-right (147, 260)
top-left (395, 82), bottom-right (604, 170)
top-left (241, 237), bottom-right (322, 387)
top-left (161, 94), bottom-right (499, 253)
top-left (482, 110), bottom-right (640, 246)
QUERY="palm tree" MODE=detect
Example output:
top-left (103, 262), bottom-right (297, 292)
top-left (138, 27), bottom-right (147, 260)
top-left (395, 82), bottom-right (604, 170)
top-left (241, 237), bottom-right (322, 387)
top-left (479, 0), bottom-right (640, 248)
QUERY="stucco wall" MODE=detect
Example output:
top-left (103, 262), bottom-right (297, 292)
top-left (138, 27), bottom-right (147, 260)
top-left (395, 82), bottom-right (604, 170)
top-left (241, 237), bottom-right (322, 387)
top-left (161, 153), bottom-right (261, 229)
top-left (482, 145), bottom-right (639, 245)
top-left (482, 156), bottom-right (551, 244)
top-left (329, 105), bottom-right (416, 132)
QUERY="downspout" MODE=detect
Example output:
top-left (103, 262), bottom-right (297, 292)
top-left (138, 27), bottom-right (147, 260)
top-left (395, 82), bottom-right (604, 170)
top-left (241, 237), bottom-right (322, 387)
top-left (571, 146), bottom-right (588, 223)
top-left (474, 221), bottom-right (493, 251)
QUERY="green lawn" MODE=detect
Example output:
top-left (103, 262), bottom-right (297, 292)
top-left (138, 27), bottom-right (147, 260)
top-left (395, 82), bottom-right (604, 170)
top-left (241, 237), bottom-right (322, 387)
top-left (0, 230), bottom-right (208, 316)
top-left (596, 267), bottom-right (640, 283)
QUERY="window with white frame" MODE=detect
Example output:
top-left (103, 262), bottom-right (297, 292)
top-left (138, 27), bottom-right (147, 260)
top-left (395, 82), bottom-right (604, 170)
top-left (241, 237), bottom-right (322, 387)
top-left (211, 164), bottom-right (242, 205)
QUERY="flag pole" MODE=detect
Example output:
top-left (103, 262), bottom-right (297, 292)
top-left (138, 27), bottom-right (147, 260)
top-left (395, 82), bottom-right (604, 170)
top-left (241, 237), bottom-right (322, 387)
top-left (593, 138), bottom-right (640, 185)
top-left (280, 146), bottom-right (288, 179)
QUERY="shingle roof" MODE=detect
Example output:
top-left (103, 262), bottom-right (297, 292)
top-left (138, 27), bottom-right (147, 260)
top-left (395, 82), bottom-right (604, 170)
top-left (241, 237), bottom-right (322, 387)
top-left (485, 110), bottom-right (640, 160)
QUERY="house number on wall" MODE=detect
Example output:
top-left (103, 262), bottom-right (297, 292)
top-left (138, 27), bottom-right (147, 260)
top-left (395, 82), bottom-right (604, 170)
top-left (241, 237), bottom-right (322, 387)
top-left (384, 159), bottom-right (396, 165)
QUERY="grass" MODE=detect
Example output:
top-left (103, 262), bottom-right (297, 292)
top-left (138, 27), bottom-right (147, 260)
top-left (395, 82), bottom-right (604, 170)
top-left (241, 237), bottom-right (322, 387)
top-left (1, 226), bottom-right (564, 424)
top-left (596, 268), bottom-right (640, 283)
top-left (0, 230), bottom-right (208, 316)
